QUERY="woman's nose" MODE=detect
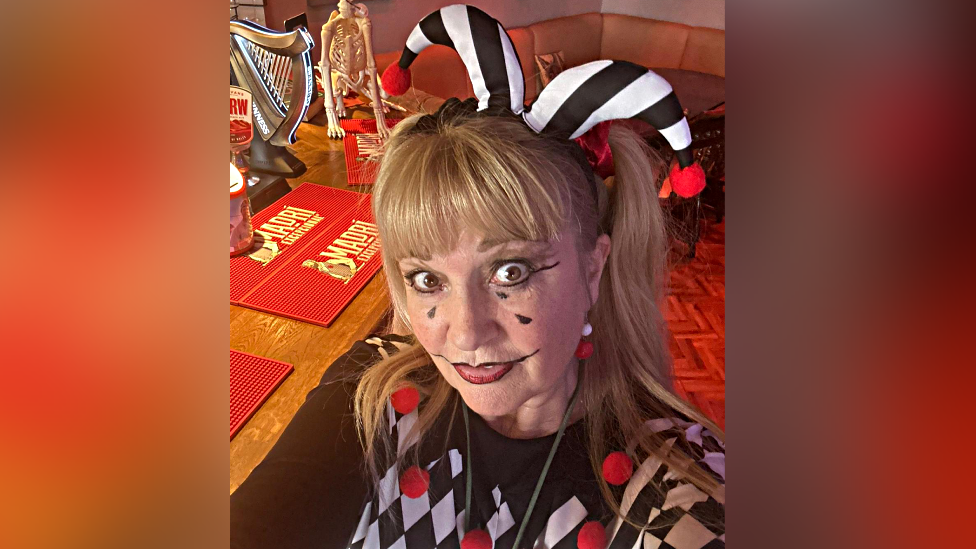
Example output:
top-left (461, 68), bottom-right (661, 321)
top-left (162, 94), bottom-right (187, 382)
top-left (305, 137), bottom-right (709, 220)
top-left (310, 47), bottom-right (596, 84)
top-left (444, 287), bottom-right (500, 352)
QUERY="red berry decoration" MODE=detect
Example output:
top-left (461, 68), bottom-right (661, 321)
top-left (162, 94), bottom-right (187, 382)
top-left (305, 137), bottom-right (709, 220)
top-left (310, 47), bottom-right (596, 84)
top-left (578, 521), bottom-right (607, 549)
top-left (391, 387), bottom-right (420, 414)
top-left (461, 528), bottom-right (492, 549)
top-left (575, 340), bottom-right (594, 359)
top-left (602, 451), bottom-right (633, 486)
top-left (398, 465), bottom-right (430, 499)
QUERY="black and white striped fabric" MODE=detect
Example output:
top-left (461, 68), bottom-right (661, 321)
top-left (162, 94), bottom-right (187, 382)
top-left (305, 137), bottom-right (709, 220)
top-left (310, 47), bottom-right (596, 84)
top-left (388, 4), bottom-right (698, 171)
top-left (522, 60), bottom-right (695, 169)
top-left (396, 4), bottom-right (525, 114)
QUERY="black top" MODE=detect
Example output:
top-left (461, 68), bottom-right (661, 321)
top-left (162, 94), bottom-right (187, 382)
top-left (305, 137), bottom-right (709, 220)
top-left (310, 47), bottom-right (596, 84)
top-left (231, 335), bottom-right (725, 549)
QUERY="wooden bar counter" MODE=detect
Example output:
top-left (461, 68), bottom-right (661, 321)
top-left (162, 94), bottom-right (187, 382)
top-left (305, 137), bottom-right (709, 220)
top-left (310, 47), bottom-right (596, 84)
top-left (229, 92), bottom-right (446, 494)
top-left (230, 105), bottom-right (393, 494)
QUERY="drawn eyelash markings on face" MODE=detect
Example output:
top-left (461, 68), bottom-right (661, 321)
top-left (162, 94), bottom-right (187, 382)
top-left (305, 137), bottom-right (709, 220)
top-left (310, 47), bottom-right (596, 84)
top-left (402, 261), bottom-right (560, 295)
top-left (532, 262), bottom-right (560, 273)
top-left (515, 314), bottom-right (532, 324)
top-left (491, 260), bottom-right (560, 288)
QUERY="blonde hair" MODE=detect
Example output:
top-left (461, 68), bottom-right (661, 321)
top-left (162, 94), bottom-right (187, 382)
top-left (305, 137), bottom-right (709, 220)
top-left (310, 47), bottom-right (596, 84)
top-left (355, 108), bottom-right (724, 525)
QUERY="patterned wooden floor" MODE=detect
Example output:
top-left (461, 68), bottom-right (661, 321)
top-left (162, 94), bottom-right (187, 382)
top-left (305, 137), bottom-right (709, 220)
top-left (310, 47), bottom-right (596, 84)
top-left (667, 220), bottom-right (725, 430)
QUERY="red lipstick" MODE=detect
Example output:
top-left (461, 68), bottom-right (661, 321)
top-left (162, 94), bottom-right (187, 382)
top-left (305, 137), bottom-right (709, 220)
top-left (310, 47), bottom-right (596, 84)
top-left (453, 362), bottom-right (515, 384)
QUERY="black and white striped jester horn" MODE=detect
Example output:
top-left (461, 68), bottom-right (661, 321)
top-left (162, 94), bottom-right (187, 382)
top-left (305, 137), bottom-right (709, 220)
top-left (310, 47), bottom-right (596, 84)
top-left (380, 4), bottom-right (525, 114)
top-left (523, 60), bottom-right (706, 197)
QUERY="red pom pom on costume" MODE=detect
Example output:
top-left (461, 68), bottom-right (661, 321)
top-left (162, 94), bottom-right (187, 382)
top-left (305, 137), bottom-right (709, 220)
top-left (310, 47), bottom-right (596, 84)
top-left (602, 451), bottom-right (634, 486)
top-left (575, 340), bottom-right (594, 359)
top-left (575, 121), bottom-right (615, 179)
top-left (391, 387), bottom-right (420, 414)
top-left (461, 529), bottom-right (492, 549)
top-left (578, 521), bottom-right (607, 549)
top-left (669, 163), bottom-right (706, 198)
top-left (398, 465), bottom-right (430, 499)
top-left (381, 63), bottom-right (411, 96)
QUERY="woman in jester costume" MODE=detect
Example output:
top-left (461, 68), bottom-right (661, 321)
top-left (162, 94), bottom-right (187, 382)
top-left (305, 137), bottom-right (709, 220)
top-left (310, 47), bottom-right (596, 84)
top-left (231, 5), bottom-right (723, 549)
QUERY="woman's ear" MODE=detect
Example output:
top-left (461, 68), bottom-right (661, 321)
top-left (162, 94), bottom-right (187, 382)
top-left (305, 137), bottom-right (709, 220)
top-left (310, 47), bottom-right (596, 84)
top-left (586, 234), bottom-right (612, 305)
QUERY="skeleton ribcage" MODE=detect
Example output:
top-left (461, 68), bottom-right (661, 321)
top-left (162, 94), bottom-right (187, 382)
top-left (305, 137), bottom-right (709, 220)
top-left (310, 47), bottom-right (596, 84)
top-left (230, 20), bottom-right (314, 146)
top-left (330, 22), bottom-right (366, 73)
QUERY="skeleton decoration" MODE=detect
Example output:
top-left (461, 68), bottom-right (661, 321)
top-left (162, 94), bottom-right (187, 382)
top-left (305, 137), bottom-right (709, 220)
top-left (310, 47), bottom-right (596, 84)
top-left (319, 0), bottom-right (391, 140)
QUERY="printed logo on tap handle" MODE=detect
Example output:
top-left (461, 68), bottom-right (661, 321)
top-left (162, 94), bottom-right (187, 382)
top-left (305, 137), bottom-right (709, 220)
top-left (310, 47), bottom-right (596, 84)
top-left (230, 86), bottom-right (253, 146)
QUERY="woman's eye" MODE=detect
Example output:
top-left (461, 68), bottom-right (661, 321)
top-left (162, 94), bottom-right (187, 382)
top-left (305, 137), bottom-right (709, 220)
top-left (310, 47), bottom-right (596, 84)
top-left (493, 262), bottom-right (531, 286)
top-left (407, 271), bottom-right (441, 293)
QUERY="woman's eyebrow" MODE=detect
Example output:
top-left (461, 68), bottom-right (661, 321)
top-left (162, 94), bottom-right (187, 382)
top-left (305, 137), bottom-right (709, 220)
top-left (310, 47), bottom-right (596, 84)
top-left (476, 238), bottom-right (550, 253)
top-left (397, 241), bottom-right (552, 270)
top-left (398, 258), bottom-right (435, 271)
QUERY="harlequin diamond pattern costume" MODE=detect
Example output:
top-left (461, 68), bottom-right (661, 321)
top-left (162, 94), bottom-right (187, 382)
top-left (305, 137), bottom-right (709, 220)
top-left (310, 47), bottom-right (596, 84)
top-left (354, 336), bottom-right (725, 549)
top-left (230, 332), bottom-right (725, 549)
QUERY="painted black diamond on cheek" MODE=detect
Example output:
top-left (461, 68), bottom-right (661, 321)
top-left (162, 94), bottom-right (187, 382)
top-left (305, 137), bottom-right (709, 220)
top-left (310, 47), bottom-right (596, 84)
top-left (515, 314), bottom-right (532, 325)
top-left (427, 306), bottom-right (436, 319)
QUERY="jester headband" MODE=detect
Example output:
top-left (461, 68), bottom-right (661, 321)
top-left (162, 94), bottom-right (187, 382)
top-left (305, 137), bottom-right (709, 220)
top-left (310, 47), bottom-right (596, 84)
top-left (380, 4), bottom-right (706, 197)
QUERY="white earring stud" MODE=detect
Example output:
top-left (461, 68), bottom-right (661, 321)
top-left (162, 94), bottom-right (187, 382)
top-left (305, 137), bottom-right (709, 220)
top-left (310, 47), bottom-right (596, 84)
top-left (582, 319), bottom-right (592, 337)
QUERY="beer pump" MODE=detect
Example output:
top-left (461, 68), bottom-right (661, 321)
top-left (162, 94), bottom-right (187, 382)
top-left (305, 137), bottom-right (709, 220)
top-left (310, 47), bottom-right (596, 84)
top-left (229, 20), bottom-right (315, 212)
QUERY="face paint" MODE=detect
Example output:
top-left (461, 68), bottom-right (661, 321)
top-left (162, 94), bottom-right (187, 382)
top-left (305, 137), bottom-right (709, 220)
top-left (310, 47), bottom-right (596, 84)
top-left (434, 350), bottom-right (540, 385)
top-left (399, 228), bottom-right (595, 424)
top-left (427, 306), bottom-right (436, 319)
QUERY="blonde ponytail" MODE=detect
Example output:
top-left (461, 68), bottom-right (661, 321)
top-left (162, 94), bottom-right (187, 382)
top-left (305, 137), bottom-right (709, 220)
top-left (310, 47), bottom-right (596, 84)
top-left (584, 125), bottom-right (724, 525)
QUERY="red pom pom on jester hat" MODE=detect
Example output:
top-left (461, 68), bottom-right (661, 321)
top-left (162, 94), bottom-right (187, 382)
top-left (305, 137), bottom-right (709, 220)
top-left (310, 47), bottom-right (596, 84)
top-left (381, 63), bottom-right (412, 96)
top-left (461, 528), bottom-right (492, 549)
top-left (575, 340), bottom-right (594, 359)
top-left (398, 465), bottom-right (430, 499)
top-left (669, 162), bottom-right (706, 198)
top-left (578, 521), bottom-right (607, 549)
top-left (390, 387), bottom-right (420, 414)
top-left (602, 451), bottom-right (634, 486)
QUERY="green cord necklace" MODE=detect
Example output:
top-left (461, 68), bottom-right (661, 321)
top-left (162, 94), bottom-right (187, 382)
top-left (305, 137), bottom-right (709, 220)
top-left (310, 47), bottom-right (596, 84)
top-left (460, 359), bottom-right (584, 548)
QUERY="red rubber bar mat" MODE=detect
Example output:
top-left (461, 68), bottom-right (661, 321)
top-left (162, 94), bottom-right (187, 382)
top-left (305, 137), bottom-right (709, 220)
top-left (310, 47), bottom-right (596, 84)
top-left (230, 349), bottom-right (293, 439)
top-left (341, 118), bottom-right (402, 186)
top-left (237, 198), bottom-right (382, 327)
top-left (230, 183), bottom-right (366, 304)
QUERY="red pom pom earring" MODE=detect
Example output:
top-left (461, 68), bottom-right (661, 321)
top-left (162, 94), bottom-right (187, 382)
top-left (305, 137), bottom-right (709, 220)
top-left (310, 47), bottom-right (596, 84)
top-left (575, 340), bottom-right (594, 359)
top-left (575, 313), bottom-right (594, 359)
